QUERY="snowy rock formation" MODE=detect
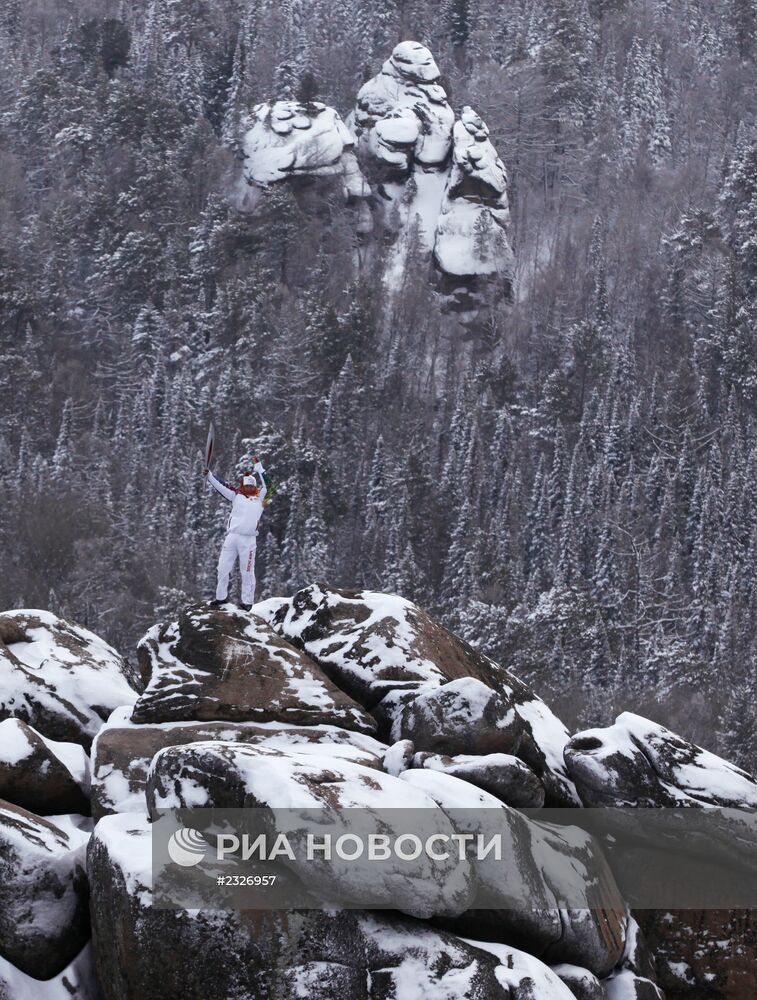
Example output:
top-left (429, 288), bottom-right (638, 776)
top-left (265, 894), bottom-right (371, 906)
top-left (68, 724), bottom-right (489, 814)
top-left (239, 42), bottom-right (515, 309)
top-left (239, 100), bottom-right (370, 227)
top-left (0, 594), bottom-right (755, 996)
top-left (133, 602), bottom-right (375, 733)
top-left (352, 41), bottom-right (455, 173)
top-left (0, 610), bottom-right (138, 747)
top-left (565, 712), bottom-right (757, 809)
top-left (0, 718), bottom-right (90, 815)
top-left (88, 813), bottom-right (578, 1000)
top-left (350, 42), bottom-right (514, 307)
top-left (0, 802), bottom-right (90, 978)
top-left (257, 582), bottom-right (579, 805)
top-left (434, 108), bottom-right (515, 288)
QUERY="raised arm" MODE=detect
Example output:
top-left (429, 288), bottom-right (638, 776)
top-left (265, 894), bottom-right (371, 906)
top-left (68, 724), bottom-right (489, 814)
top-left (253, 457), bottom-right (267, 501)
top-left (205, 469), bottom-right (236, 502)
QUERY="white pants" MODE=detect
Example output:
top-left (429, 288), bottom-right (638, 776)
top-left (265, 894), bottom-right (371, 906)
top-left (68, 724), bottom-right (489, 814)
top-left (216, 532), bottom-right (257, 605)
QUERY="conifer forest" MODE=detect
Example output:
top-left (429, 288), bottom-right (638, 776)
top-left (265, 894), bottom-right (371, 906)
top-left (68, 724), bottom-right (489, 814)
top-left (0, 0), bottom-right (755, 766)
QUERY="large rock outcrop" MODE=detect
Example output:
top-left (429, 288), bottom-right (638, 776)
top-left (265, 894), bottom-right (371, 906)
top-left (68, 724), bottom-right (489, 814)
top-left (91, 705), bottom-right (386, 819)
top-left (239, 42), bottom-right (514, 309)
top-left (256, 583), bottom-right (579, 804)
top-left (241, 100), bottom-right (369, 200)
top-left (350, 41), bottom-right (514, 306)
top-left (88, 811), bottom-right (577, 1000)
top-left (0, 610), bottom-right (138, 748)
top-left (0, 802), bottom-right (90, 979)
top-left (133, 603), bottom-right (375, 734)
top-left (0, 718), bottom-right (90, 815)
top-left (12, 589), bottom-right (757, 997)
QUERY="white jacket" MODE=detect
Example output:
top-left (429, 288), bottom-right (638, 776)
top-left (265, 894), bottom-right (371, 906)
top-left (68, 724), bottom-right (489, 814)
top-left (208, 463), bottom-right (267, 537)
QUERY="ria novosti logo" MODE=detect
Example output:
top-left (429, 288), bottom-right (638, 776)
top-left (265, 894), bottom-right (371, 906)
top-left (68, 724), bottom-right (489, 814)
top-left (167, 828), bottom-right (208, 867)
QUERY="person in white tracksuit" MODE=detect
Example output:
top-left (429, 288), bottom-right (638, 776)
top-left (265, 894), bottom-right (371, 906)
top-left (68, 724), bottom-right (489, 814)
top-left (203, 458), bottom-right (267, 610)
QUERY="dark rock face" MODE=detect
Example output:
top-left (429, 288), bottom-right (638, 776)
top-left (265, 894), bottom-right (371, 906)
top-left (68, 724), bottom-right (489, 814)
top-left (0, 801), bottom-right (89, 979)
top-left (88, 813), bottom-right (577, 999)
top-left (258, 583), bottom-right (579, 804)
top-left (91, 708), bottom-right (385, 820)
top-left (636, 910), bottom-right (757, 1000)
top-left (0, 610), bottom-right (138, 748)
top-left (0, 718), bottom-right (90, 815)
top-left (132, 603), bottom-right (375, 734)
top-left (412, 751), bottom-right (545, 808)
top-left (381, 678), bottom-right (523, 756)
top-left (551, 963), bottom-right (607, 1000)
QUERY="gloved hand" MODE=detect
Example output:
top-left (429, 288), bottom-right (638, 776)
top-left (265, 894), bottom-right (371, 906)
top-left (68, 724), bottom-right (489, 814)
top-left (202, 468), bottom-right (209, 477)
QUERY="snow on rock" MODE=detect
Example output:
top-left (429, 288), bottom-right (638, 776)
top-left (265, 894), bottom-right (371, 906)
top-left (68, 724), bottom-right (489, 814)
top-left (383, 738), bottom-right (415, 777)
top-left (0, 610), bottom-right (138, 748)
top-left (241, 100), bottom-right (370, 201)
top-left (92, 705), bottom-right (387, 819)
top-left (259, 584), bottom-right (578, 804)
top-left (377, 677), bottom-right (523, 756)
top-left (352, 41), bottom-right (454, 173)
top-left (400, 768), bottom-right (627, 977)
top-left (0, 944), bottom-right (101, 1000)
top-left (603, 969), bottom-right (665, 999)
top-left (348, 42), bottom-right (513, 303)
top-left (434, 107), bottom-right (515, 303)
top-left (0, 801), bottom-right (89, 979)
top-left (412, 750), bottom-right (545, 808)
top-left (636, 909), bottom-right (757, 1000)
top-left (363, 917), bottom-right (577, 999)
top-left (146, 740), bottom-right (474, 918)
top-left (89, 812), bottom-right (574, 1000)
top-left (550, 963), bottom-right (606, 1000)
top-left (0, 718), bottom-right (90, 816)
top-left (132, 602), bottom-right (375, 735)
top-left (565, 711), bottom-right (757, 809)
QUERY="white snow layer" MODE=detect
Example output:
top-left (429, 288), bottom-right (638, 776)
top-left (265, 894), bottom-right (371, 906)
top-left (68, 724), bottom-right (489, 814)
top-left (0, 944), bottom-right (101, 1000)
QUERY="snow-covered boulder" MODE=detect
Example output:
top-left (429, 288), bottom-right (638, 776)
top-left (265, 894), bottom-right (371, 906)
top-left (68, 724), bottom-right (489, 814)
top-left (241, 100), bottom-right (369, 201)
top-left (0, 801), bottom-right (90, 979)
top-left (382, 738), bottom-right (415, 776)
top-left (0, 610), bottom-right (137, 748)
top-left (434, 107), bottom-right (515, 304)
top-left (564, 711), bottom-right (757, 808)
top-left (132, 603), bottom-right (375, 734)
top-left (412, 750), bottom-right (545, 808)
top-left (88, 811), bottom-right (575, 1000)
top-left (0, 718), bottom-right (89, 815)
top-left (91, 706), bottom-right (386, 819)
top-left (258, 584), bottom-right (578, 804)
top-left (603, 969), bottom-right (664, 999)
top-left (400, 769), bottom-right (628, 977)
top-left (377, 677), bottom-right (524, 756)
top-left (146, 741), bottom-right (474, 918)
top-left (352, 41), bottom-right (455, 174)
top-left (0, 944), bottom-right (101, 1000)
top-left (551, 963), bottom-right (606, 1000)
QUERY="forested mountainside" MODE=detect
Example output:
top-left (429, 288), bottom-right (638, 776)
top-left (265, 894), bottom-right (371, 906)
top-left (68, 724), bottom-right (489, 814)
top-left (0, 0), bottom-right (754, 764)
